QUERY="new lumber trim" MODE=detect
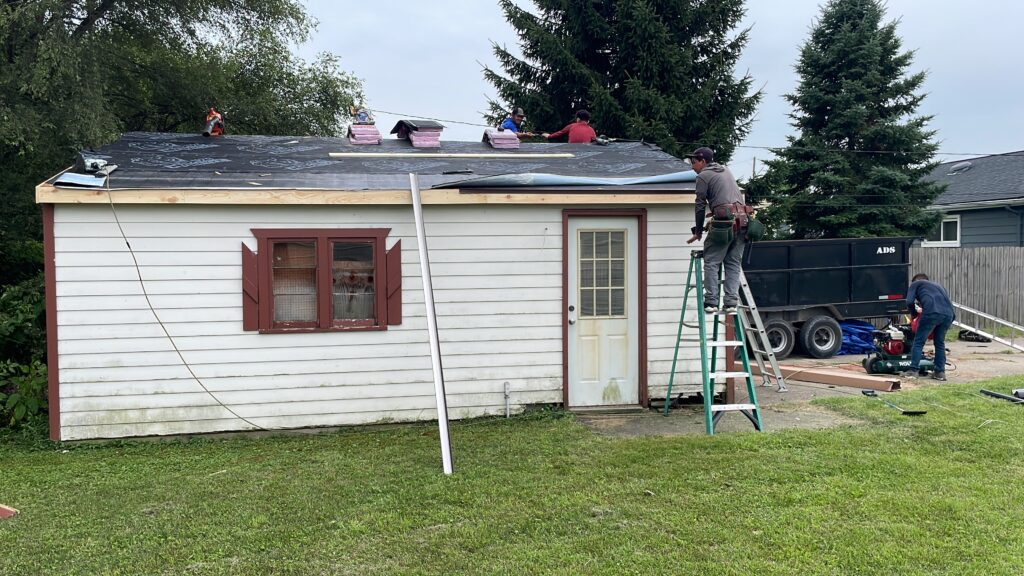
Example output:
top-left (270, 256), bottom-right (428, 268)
top-left (752, 364), bottom-right (901, 392)
top-left (327, 152), bottom-right (576, 159)
top-left (35, 184), bottom-right (694, 206)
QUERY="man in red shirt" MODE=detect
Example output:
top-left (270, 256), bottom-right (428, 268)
top-left (543, 110), bottom-right (597, 144)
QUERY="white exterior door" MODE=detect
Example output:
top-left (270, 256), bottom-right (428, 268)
top-left (567, 217), bottom-right (639, 407)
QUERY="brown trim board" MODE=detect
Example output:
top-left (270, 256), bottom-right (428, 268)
top-left (43, 203), bottom-right (60, 440)
top-left (561, 209), bottom-right (649, 408)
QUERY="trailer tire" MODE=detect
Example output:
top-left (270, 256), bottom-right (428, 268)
top-left (800, 315), bottom-right (843, 359)
top-left (764, 320), bottom-right (796, 360)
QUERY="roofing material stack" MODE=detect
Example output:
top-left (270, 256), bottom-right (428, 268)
top-left (408, 127), bottom-right (442, 148)
top-left (483, 128), bottom-right (520, 149)
top-left (391, 120), bottom-right (444, 149)
top-left (347, 124), bottom-right (382, 145)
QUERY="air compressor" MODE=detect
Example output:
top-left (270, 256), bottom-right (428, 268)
top-left (862, 321), bottom-right (936, 375)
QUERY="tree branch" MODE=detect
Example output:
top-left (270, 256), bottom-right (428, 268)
top-left (72, 0), bottom-right (117, 39)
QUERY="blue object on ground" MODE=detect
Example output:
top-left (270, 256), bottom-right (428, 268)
top-left (838, 320), bottom-right (876, 355)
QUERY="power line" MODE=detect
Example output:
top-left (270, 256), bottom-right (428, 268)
top-left (367, 108), bottom-right (1024, 159)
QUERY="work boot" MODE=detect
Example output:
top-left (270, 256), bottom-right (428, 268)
top-left (704, 305), bottom-right (718, 314)
top-left (931, 371), bottom-right (947, 381)
top-left (722, 304), bottom-right (738, 314)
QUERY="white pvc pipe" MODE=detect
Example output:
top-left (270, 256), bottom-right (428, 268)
top-left (409, 173), bottom-right (454, 475)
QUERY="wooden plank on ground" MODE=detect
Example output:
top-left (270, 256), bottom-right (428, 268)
top-left (752, 364), bottom-right (900, 392)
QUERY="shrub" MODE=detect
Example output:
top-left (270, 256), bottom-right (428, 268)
top-left (0, 359), bottom-right (47, 426)
top-left (0, 272), bottom-right (48, 428)
top-left (0, 271), bottom-right (46, 363)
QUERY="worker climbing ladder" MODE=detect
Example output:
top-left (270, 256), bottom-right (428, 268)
top-left (662, 250), bottom-right (772, 434)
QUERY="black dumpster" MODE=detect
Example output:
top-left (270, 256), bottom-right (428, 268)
top-left (743, 237), bottom-right (914, 359)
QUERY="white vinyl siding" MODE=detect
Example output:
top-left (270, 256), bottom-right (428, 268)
top-left (54, 204), bottom-right (566, 440)
top-left (53, 202), bottom-right (701, 440)
top-left (645, 207), bottom-right (712, 398)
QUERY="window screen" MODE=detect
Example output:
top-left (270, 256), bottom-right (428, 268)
top-left (272, 241), bottom-right (317, 323)
top-left (941, 219), bottom-right (958, 242)
top-left (332, 241), bottom-right (375, 322)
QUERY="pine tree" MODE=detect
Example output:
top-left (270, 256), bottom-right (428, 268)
top-left (483, 0), bottom-right (760, 161)
top-left (763, 0), bottom-right (944, 238)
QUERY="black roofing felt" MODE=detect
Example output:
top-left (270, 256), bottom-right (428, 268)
top-left (60, 132), bottom-right (692, 191)
top-left (925, 152), bottom-right (1024, 206)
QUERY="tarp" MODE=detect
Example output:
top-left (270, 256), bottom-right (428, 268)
top-left (838, 320), bottom-right (876, 355)
top-left (435, 170), bottom-right (698, 189)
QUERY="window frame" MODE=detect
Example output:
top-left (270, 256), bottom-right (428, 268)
top-left (576, 228), bottom-right (629, 319)
top-left (253, 228), bottom-right (392, 333)
top-left (921, 214), bottom-right (961, 247)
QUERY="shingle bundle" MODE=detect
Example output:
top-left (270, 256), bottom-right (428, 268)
top-left (348, 124), bottom-right (382, 145)
top-left (483, 128), bottom-right (520, 149)
top-left (391, 120), bottom-right (444, 149)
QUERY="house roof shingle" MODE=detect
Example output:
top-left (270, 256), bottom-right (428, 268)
top-left (925, 151), bottom-right (1024, 207)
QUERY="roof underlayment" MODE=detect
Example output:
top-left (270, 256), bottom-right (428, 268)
top-left (50, 131), bottom-right (695, 191)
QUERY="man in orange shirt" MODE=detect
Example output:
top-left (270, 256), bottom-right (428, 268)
top-left (542, 110), bottom-right (597, 144)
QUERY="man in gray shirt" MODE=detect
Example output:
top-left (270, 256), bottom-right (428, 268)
top-left (686, 147), bottom-right (747, 313)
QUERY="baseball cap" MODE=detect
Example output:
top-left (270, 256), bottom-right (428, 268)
top-left (512, 107), bottom-right (526, 118)
top-left (686, 147), bottom-right (714, 163)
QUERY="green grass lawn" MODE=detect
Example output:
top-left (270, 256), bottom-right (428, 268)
top-left (3, 379), bottom-right (1024, 576)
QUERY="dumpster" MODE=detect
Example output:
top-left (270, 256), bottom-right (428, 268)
top-left (743, 237), bottom-right (914, 359)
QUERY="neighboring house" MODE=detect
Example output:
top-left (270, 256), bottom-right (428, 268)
top-left (37, 131), bottom-right (705, 441)
top-left (923, 152), bottom-right (1024, 247)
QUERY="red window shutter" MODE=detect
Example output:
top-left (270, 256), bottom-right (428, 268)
top-left (242, 243), bottom-right (259, 331)
top-left (386, 240), bottom-right (402, 325)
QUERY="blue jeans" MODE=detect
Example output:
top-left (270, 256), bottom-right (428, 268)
top-left (911, 312), bottom-right (954, 373)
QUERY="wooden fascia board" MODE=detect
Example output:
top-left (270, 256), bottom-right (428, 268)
top-left (35, 184), bottom-right (695, 205)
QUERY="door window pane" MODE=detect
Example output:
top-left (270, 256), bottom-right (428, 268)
top-left (595, 232), bottom-right (609, 258)
top-left (332, 241), bottom-right (375, 322)
top-left (580, 289), bottom-right (595, 316)
top-left (272, 241), bottom-right (317, 322)
top-left (581, 232), bottom-right (594, 258)
top-left (610, 231), bottom-right (624, 258)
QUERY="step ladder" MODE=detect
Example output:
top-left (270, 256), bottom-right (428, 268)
top-left (662, 250), bottom-right (763, 434)
top-left (737, 270), bottom-right (788, 392)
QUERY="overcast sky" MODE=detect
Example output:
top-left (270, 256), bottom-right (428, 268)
top-left (299, 0), bottom-right (1024, 174)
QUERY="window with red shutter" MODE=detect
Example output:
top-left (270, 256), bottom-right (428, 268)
top-left (242, 228), bottom-right (401, 333)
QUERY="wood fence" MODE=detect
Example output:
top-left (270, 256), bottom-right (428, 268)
top-left (910, 246), bottom-right (1024, 325)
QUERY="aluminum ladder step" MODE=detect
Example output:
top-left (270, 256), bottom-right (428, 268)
top-left (710, 403), bottom-right (758, 412)
top-left (710, 371), bottom-right (752, 380)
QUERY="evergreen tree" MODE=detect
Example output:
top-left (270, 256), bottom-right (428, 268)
top-left (483, 0), bottom-right (760, 161)
top-left (763, 0), bottom-right (944, 239)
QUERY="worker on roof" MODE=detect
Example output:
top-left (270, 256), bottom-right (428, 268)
top-left (686, 146), bottom-right (752, 314)
top-left (542, 109), bottom-right (597, 144)
top-left (498, 107), bottom-right (536, 138)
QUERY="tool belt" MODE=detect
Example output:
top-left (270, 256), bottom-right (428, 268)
top-left (706, 202), bottom-right (754, 246)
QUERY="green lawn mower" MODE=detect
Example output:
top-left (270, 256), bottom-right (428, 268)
top-left (862, 321), bottom-right (935, 375)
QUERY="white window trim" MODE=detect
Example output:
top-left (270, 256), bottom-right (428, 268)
top-left (922, 214), bottom-right (961, 247)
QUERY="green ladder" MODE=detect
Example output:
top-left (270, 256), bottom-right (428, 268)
top-left (662, 250), bottom-right (763, 434)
